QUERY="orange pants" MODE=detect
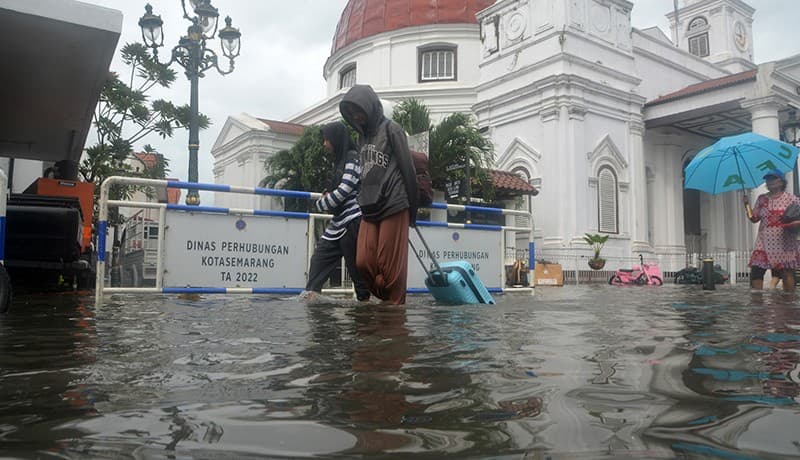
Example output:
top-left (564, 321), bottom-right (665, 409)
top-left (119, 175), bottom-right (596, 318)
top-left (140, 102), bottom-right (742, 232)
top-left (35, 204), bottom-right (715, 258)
top-left (356, 210), bottom-right (409, 304)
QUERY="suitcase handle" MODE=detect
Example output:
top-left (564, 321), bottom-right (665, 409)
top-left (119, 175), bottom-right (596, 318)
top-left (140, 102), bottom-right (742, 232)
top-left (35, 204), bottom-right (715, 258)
top-left (410, 227), bottom-right (447, 285)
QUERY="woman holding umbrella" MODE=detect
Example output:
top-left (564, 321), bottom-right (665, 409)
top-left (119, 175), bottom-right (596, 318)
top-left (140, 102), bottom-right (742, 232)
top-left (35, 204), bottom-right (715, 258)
top-left (744, 169), bottom-right (800, 291)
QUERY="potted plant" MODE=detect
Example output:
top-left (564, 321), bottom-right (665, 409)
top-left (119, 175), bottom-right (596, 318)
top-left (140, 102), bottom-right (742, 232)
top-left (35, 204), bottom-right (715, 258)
top-left (583, 233), bottom-right (609, 270)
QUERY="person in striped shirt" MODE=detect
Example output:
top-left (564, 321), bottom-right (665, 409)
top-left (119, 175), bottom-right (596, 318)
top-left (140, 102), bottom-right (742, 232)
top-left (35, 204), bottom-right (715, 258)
top-left (305, 122), bottom-right (370, 301)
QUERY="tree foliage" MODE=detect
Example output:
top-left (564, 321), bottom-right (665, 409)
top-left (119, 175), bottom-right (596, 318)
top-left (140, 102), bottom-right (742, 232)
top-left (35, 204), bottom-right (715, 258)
top-left (392, 98), bottom-right (431, 135)
top-left (428, 112), bottom-right (495, 201)
top-left (262, 126), bottom-right (327, 211)
top-left (80, 42), bottom-right (210, 223)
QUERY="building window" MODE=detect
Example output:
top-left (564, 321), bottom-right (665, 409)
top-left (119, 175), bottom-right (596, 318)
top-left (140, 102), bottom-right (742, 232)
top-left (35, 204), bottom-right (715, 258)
top-left (688, 17), bottom-right (707, 30)
top-left (597, 166), bottom-right (618, 234)
top-left (339, 64), bottom-right (356, 89)
top-left (419, 46), bottom-right (456, 82)
top-left (687, 17), bottom-right (709, 58)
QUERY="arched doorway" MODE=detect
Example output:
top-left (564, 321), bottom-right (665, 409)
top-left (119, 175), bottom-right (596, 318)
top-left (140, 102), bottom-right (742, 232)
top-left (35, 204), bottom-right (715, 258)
top-left (682, 152), bottom-right (703, 254)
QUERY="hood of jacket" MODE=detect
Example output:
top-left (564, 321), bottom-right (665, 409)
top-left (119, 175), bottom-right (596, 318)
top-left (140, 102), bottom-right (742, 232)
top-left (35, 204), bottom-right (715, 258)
top-left (339, 84), bottom-right (385, 137)
top-left (320, 121), bottom-right (357, 192)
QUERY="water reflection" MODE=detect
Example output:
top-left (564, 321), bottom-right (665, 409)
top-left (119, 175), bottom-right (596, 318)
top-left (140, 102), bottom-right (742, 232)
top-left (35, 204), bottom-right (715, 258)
top-left (0, 287), bottom-right (799, 458)
top-left (0, 296), bottom-right (100, 455)
top-left (646, 290), bottom-right (800, 458)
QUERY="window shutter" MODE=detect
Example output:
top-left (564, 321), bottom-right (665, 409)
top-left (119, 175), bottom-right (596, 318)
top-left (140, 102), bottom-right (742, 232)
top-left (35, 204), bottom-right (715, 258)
top-left (598, 168), bottom-right (618, 234)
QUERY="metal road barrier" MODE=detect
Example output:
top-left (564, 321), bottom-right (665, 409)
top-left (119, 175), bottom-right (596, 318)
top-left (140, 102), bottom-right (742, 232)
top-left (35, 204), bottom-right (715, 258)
top-left (95, 176), bottom-right (534, 305)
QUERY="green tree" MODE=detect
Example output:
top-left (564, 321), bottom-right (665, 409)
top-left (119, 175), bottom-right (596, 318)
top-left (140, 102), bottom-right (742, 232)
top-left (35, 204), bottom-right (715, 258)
top-left (429, 112), bottom-right (495, 201)
top-left (80, 42), bottom-right (210, 223)
top-left (262, 126), bottom-right (327, 211)
top-left (392, 98), bottom-right (431, 135)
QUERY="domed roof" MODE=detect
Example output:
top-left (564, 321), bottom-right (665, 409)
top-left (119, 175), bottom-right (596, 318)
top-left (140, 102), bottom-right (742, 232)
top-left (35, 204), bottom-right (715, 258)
top-left (331, 0), bottom-right (495, 54)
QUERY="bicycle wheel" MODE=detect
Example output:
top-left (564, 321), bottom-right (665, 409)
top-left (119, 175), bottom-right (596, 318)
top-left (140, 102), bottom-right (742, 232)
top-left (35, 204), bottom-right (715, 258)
top-left (609, 275), bottom-right (622, 285)
top-left (651, 276), bottom-right (663, 286)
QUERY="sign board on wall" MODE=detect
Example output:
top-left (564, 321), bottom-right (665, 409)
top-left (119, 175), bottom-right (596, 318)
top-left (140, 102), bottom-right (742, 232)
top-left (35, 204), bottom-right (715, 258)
top-left (163, 211), bottom-right (309, 288)
top-left (445, 179), bottom-right (461, 200)
top-left (408, 226), bottom-right (503, 289)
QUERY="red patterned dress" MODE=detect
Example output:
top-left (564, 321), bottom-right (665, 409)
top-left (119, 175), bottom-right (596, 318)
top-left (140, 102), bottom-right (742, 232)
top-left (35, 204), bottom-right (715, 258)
top-left (748, 191), bottom-right (800, 270)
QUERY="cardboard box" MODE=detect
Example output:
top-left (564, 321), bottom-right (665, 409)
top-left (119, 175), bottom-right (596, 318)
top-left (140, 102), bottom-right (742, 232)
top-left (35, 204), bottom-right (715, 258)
top-left (534, 262), bottom-right (563, 286)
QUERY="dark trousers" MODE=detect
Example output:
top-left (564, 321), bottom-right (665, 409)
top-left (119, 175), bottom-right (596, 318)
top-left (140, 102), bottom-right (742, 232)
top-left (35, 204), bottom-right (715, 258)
top-left (306, 218), bottom-right (370, 301)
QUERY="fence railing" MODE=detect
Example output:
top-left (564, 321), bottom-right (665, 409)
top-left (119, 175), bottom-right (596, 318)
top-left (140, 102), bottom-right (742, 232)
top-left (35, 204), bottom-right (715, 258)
top-left (534, 249), bottom-right (753, 285)
top-left (95, 176), bottom-right (536, 304)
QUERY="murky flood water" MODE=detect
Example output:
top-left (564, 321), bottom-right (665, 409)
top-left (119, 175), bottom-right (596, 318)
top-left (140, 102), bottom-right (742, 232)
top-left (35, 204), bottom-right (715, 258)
top-left (1, 285), bottom-right (799, 458)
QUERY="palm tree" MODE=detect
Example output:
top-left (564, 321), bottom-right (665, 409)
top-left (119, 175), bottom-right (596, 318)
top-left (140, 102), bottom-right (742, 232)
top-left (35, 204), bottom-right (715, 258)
top-left (429, 112), bottom-right (494, 201)
top-left (262, 125), bottom-right (327, 211)
top-left (392, 98), bottom-right (431, 135)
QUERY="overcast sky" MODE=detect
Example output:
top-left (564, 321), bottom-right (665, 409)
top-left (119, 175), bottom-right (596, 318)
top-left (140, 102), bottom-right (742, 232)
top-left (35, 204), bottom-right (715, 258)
top-left (86, 0), bottom-right (795, 200)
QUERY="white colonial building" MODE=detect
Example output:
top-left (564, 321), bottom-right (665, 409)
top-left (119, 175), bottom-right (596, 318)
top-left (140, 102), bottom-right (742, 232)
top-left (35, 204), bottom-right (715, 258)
top-left (212, 0), bottom-right (800, 264)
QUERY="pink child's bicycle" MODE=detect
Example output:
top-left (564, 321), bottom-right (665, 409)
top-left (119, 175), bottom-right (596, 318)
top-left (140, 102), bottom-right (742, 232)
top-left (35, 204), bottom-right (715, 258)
top-left (609, 254), bottom-right (663, 286)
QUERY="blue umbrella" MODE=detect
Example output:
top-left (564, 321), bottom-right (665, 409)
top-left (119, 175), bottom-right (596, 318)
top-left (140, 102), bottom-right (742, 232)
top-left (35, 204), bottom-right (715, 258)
top-left (684, 132), bottom-right (800, 195)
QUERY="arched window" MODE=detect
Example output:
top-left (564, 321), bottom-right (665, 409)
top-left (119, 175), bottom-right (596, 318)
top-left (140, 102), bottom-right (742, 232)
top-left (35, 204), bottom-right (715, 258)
top-left (688, 17), bottom-right (707, 30)
top-left (687, 17), bottom-right (709, 58)
top-left (339, 64), bottom-right (356, 89)
top-left (597, 166), bottom-right (618, 234)
top-left (511, 166), bottom-right (532, 227)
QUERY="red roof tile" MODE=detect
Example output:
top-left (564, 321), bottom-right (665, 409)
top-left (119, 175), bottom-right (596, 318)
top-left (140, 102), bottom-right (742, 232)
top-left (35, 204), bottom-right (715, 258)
top-left (132, 151), bottom-right (158, 169)
top-left (331, 0), bottom-right (495, 54)
top-left (490, 169), bottom-right (538, 195)
top-left (257, 118), bottom-right (306, 136)
top-left (645, 69), bottom-right (757, 107)
top-left (165, 178), bottom-right (181, 204)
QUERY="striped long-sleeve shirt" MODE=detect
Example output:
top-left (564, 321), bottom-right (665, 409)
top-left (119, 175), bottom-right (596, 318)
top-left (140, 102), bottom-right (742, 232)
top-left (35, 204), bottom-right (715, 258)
top-left (316, 156), bottom-right (362, 240)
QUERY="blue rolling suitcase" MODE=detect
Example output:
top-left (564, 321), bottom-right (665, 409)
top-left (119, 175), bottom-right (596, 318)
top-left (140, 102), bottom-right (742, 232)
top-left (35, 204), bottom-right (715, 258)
top-left (411, 227), bottom-right (495, 305)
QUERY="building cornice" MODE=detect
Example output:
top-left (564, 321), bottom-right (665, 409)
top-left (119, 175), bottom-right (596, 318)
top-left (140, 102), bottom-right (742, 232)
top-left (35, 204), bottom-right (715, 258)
top-left (632, 29), bottom-right (727, 80)
top-left (324, 23), bottom-right (480, 78)
top-left (666, 0), bottom-right (755, 21)
top-left (211, 130), bottom-right (300, 160)
top-left (477, 52), bottom-right (642, 99)
top-left (476, 72), bottom-right (646, 114)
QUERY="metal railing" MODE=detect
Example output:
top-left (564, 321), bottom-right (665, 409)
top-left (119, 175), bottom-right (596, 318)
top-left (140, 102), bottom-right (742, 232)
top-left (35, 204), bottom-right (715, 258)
top-left (95, 176), bottom-right (536, 304)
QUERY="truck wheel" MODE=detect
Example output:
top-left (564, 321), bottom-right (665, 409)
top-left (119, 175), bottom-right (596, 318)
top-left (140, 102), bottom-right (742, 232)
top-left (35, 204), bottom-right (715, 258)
top-left (0, 265), bottom-right (12, 314)
top-left (77, 270), bottom-right (95, 291)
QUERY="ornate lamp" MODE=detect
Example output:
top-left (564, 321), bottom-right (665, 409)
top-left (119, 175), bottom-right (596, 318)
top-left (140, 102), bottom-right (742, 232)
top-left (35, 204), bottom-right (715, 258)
top-left (138, 4), bottom-right (163, 49)
top-left (218, 16), bottom-right (241, 60)
top-left (783, 110), bottom-right (800, 146)
top-left (783, 110), bottom-right (800, 195)
top-left (139, 2), bottom-right (241, 206)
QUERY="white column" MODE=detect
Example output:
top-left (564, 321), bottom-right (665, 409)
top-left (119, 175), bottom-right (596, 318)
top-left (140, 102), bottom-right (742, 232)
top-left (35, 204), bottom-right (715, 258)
top-left (568, 105), bottom-right (587, 246)
top-left (649, 131), bottom-right (686, 255)
top-left (743, 96), bottom-right (781, 139)
top-left (628, 118), bottom-right (650, 253)
top-left (540, 107), bottom-right (564, 247)
top-left (741, 97), bottom-right (783, 250)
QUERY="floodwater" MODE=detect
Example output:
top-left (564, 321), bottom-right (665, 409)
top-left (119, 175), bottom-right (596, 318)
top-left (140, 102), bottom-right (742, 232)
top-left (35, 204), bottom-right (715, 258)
top-left (1, 285), bottom-right (799, 459)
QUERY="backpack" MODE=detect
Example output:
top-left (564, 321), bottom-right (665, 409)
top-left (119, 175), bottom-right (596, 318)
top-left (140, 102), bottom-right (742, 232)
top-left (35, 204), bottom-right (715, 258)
top-left (384, 122), bottom-right (434, 208)
top-left (411, 150), bottom-right (434, 207)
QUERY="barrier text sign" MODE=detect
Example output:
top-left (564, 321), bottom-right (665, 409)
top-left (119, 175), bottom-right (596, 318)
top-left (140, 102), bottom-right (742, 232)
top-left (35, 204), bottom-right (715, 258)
top-left (163, 211), bottom-right (309, 288)
top-left (408, 226), bottom-right (502, 289)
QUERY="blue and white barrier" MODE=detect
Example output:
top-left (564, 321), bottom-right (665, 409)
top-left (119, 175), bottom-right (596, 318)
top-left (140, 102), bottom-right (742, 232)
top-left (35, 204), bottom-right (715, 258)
top-left (96, 176), bottom-right (534, 304)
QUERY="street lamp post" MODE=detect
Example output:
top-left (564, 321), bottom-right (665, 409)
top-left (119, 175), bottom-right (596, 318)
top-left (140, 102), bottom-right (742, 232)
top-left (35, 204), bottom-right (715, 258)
top-left (782, 110), bottom-right (800, 196)
top-left (138, 1), bottom-right (241, 205)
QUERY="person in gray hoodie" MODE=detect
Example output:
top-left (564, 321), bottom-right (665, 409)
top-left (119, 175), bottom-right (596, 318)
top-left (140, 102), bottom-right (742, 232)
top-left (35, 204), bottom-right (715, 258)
top-left (340, 84), bottom-right (418, 304)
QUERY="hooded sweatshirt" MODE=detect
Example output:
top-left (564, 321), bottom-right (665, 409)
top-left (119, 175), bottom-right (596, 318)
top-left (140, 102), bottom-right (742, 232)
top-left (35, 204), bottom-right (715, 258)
top-left (316, 122), bottom-right (362, 240)
top-left (339, 85), bottom-right (418, 223)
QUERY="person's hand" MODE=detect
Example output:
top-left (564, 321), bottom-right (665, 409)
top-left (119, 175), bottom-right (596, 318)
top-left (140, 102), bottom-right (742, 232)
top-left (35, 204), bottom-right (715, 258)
top-left (780, 220), bottom-right (800, 228)
top-left (742, 194), bottom-right (750, 205)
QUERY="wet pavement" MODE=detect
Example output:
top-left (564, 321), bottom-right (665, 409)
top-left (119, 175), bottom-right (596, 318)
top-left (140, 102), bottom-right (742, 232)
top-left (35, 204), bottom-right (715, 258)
top-left (1, 285), bottom-right (799, 458)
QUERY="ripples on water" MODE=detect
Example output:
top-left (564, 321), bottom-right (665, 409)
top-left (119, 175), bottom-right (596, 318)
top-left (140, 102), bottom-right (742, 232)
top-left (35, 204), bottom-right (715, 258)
top-left (1, 286), bottom-right (799, 458)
